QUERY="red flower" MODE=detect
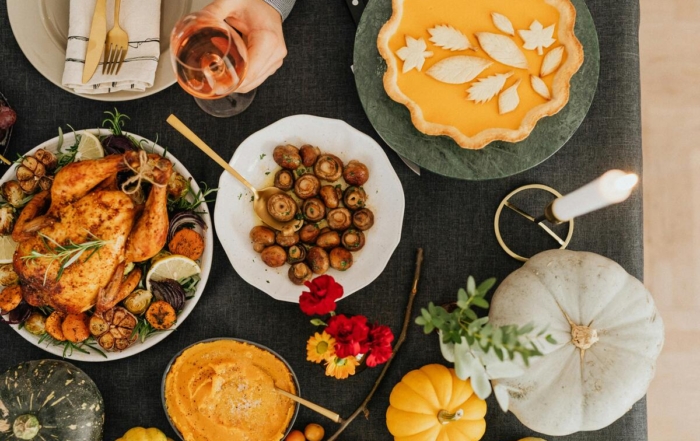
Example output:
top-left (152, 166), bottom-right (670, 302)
top-left (325, 314), bottom-right (370, 358)
top-left (366, 324), bottom-right (394, 367)
top-left (299, 275), bottom-right (344, 316)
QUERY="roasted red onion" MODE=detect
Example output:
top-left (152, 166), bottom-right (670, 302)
top-left (101, 135), bottom-right (137, 155)
top-left (1, 302), bottom-right (32, 325)
top-left (150, 279), bottom-right (187, 311)
top-left (167, 211), bottom-right (207, 243)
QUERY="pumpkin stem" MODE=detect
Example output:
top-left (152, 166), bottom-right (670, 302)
top-left (562, 311), bottom-right (599, 362)
top-left (13, 414), bottom-right (41, 440)
top-left (437, 409), bottom-right (464, 424)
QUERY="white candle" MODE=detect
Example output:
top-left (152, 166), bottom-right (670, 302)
top-left (550, 170), bottom-right (639, 221)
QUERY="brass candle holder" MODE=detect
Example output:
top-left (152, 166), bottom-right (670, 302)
top-left (494, 184), bottom-right (574, 262)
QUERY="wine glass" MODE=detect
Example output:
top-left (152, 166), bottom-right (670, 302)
top-left (170, 11), bottom-right (255, 117)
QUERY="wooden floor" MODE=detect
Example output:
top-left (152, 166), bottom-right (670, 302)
top-left (641, 0), bottom-right (700, 439)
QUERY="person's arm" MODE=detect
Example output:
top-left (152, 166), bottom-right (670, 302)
top-left (262, 0), bottom-right (295, 20)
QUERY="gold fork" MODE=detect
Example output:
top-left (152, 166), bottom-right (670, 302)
top-left (102, 0), bottom-right (129, 75)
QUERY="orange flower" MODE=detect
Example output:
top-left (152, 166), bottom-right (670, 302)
top-left (307, 332), bottom-right (336, 364)
top-left (325, 355), bottom-right (360, 380)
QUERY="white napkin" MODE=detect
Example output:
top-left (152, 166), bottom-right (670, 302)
top-left (62, 0), bottom-right (162, 94)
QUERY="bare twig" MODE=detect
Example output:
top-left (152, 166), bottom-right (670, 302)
top-left (327, 248), bottom-right (424, 441)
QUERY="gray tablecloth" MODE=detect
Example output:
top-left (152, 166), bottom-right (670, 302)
top-left (0, 0), bottom-right (645, 440)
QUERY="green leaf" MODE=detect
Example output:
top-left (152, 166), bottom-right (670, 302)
top-left (477, 277), bottom-right (497, 294)
top-left (310, 318), bottom-right (327, 327)
top-left (545, 334), bottom-right (557, 344)
top-left (457, 288), bottom-right (468, 302)
top-left (471, 297), bottom-right (489, 309)
top-left (494, 346), bottom-right (504, 361)
top-left (492, 327), bottom-right (503, 345)
top-left (467, 276), bottom-right (476, 295)
top-left (421, 308), bottom-right (432, 322)
top-left (415, 316), bottom-right (426, 325)
top-left (464, 309), bottom-right (478, 321)
top-left (425, 323), bottom-right (435, 334)
top-left (519, 322), bottom-right (535, 335)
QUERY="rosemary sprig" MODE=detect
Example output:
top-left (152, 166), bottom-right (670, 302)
top-left (37, 333), bottom-right (107, 359)
top-left (102, 108), bottom-right (130, 135)
top-left (179, 274), bottom-right (200, 298)
top-left (132, 316), bottom-right (172, 343)
top-left (167, 180), bottom-right (217, 213)
top-left (21, 232), bottom-right (107, 285)
top-left (56, 126), bottom-right (81, 169)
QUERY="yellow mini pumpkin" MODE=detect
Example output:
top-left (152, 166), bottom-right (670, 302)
top-left (116, 427), bottom-right (173, 441)
top-left (386, 364), bottom-right (487, 441)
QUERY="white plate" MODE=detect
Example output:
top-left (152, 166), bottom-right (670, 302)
top-left (215, 115), bottom-right (405, 303)
top-left (7, 0), bottom-right (209, 102)
top-left (2, 129), bottom-right (213, 362)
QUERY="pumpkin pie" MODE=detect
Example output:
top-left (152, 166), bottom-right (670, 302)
top-left (377, 0), bottom-right (584, 149)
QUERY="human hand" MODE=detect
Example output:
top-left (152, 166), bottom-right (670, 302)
top-left (203, 0), bottom-right (287, 93)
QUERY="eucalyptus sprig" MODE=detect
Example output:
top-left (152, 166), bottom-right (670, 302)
top-left (21, 232), bottom-right (107, 284)
top-left (415, 276), bottom-right (552, 366)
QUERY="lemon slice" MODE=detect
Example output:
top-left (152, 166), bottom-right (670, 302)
top-left (146, 254), bottom-right (201, 290)
top-left (0, 235), bottom-right (18, 264)
top-left (75, 131), bottom-right (105, 161)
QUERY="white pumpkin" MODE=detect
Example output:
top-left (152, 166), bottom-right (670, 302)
top-left (488, 249), bottom-right (664, 436)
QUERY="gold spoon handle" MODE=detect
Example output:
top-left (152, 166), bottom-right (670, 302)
top-left (167, 114), bottom-right (257, 195)
top-left (274, 387), bottom-right (344, 424)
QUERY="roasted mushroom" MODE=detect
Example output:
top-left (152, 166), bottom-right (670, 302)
top-left (0, 264), bottom-right (19, 286)
top-left (343, 186), bottom-right (367, 210)
top-left (294, 174), bottom-right (320, 199)
top-left (288, 262), bottom-right (313, 285)
top-left (167, 172), bottom-right (189, 200)
top-left (287, 245), bottom-right (307, 264)
top-left (34, 149), bottom-right (58, 171)
top-left (273, 145), bottom-right (302, 170)
top-left (300, 144), bottom-right (321, 167)
top-left (352, 208), bottom-right (375, 231)
top-left (303, 198), bottom-right (326, 222)
top-left (330, 247), bottom-right (353, 271)
top-left (0, 206), bottom-right (15, 235)
top-left (319, 185), bottom-right (342, 209)
top-left (343, 160), bottom-right (370, 186)
top-left (276, 230), bottom-right (299, 247)
top-left (267, 193), bottom-right (298, 222)
top-left (299, 224), bottom-right (320, 243)
top-left (307, 247), bottom-right (330, 274)
top-left (342, 229), bottom-right (365, 251)
top-left (327, 208), bottom-right (352, 231)
top-left (274, 169), bottom-right (295, 191)
top-left (89, 307), bottom-right (138, 352)
top-left (16, 156), bottom-right (47, 194)
top-left (314, 154), bottom-right (343, 182)
top-left (316, 230), bottom-right (341, 250)
top-left (250, 225), bottom-right (276, 252)
top-left (261, 245), bottom-right (287, 267)
top-left (1, 181), bottom-right (26, 207)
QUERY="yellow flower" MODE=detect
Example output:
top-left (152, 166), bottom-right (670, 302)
top-left (325, 356), bottom-right (360, 380)
top-left (307, 332), bottom-right (336, 364)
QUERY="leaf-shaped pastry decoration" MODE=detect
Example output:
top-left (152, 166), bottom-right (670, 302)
top-left (429, 25), bottom-right (473, 51)
top-left (492, 13), bottom-right (515, 36)
top-left (541, 46), bottom-right (565, 77)
top-left (519, 20), bottom-right (556, 55)
top-left (396, 36), bottom-right (434, 73)
top-left (426, 56), bottom-right (492, 84)
top-left (467, 72), bottom-right (514, 103)
top-left (475, 33), bottom-right (528, 69)
top-left (530, 75), bottom-right (551, 99)
top-left (499, 80), bottom-right (521, 114)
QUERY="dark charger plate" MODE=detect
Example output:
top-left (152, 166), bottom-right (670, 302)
top-left (353, 0), bottom-right (600, 180)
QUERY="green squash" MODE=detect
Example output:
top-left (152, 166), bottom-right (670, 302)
top-left (0, 360), bottom-right (104, 440)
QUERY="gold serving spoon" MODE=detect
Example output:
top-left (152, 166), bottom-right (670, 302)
top-left (167, 115), bottom-right (303, 233)
top-left (274, 387), bottom-right (344, 423)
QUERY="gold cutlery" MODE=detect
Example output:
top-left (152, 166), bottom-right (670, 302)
top-left (166, 115), bottom-right (303, 233)
top-left (82, 0), bottom-right (107, 83)
top-left (103, 0), bottom-right (129, 75)
top-left (274, 387), bottom-right (344, 423)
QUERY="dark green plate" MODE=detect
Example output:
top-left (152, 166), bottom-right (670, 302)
top-left (354, 0), bottom-right (600, 180)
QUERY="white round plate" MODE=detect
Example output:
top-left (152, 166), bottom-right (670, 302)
top-left (2, 129), bottom-right (213, 362)
top-left (7, 0), bottom-right (209, 102)
top-left (215, 115), bottom-right (405, 303)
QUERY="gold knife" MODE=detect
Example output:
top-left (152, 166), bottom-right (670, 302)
top-left (82, 0), bottom-right (107, 83)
